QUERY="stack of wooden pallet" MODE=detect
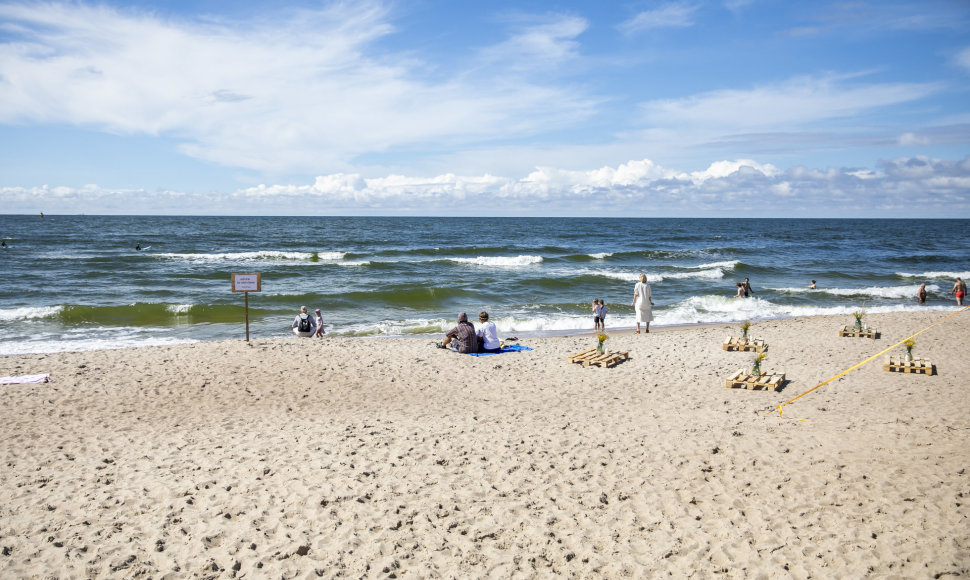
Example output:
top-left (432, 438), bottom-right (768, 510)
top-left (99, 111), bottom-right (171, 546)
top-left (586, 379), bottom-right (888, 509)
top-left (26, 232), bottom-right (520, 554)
top-left (839, 325), bottom-right (878, 339)
top-left (884, 355), bottom-right (934, 375)
top-left (722, 336), bottom-right (767, 352)
top-left (568, 349), bottom-right (630, 368)
top-left (724, 370), bottom-right (786, 391)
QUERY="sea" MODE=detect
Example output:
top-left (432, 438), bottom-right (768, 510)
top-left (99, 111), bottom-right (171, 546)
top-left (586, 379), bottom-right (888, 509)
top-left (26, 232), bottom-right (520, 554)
top-left (0, 215), bottom-right (967, 355)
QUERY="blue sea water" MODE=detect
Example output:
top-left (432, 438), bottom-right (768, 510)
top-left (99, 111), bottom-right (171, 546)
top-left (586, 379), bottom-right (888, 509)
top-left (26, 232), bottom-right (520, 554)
top-left (0, 215), bottom-right (967, 355)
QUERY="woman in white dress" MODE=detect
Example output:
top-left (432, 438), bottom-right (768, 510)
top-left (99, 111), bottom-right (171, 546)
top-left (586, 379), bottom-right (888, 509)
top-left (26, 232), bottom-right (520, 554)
top-left (632, 273), bottom-right (654, 334)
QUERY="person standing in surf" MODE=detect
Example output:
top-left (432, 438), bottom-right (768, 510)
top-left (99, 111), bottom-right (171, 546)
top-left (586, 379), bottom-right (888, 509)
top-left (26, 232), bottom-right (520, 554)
top-left (313, 308), bottom-right (326, 337)
top-left (632, 274), bottom-right (653, 334)
top-left (952, 277), bottom-right (966, 306)
top-left (917, 283), bottom-right (927, 304)
top-left (741, 277), bottom-right (754, 298)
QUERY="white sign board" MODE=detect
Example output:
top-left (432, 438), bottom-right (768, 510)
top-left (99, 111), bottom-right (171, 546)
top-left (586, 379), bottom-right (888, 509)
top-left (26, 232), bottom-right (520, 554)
top-left (231, 273), bottom-right (261, 292)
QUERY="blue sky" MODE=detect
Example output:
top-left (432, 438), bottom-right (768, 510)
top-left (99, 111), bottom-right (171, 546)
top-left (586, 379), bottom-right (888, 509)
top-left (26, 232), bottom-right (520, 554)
top-left (1, 0), bottom-right (969, 217)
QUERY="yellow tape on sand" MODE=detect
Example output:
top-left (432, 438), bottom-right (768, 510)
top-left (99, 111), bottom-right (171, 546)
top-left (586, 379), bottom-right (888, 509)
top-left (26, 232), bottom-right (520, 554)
top-left (768, 306), bottom-right (969, 418)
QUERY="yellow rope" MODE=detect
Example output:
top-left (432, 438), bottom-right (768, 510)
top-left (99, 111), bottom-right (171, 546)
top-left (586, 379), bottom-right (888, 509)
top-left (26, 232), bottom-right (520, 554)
top-left (768, 306), bottom-right (969, 418)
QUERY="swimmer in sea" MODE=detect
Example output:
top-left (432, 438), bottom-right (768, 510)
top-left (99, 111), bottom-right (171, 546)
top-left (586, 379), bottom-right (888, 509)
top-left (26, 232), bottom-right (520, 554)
top-left (917, 283), bottom-right (927, 304)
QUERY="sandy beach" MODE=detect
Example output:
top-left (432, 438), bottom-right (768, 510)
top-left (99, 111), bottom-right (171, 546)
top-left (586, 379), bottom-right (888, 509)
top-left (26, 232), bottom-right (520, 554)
top-left (1, 310), bottom-right (968, 578)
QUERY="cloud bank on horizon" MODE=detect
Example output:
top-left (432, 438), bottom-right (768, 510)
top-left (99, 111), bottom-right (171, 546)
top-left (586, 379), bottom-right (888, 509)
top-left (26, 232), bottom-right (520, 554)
top-left (0, 0), bottom-right (968, 217)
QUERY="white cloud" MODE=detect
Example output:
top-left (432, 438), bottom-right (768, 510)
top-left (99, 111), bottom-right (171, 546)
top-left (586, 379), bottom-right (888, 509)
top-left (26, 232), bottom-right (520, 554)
top-left (897, 132), bottom-right (929, 146)
top-left (955, 46), bottom-right (970, 72)
top-left (0, 2), bottom-right (598, 174)
top-left (619, 2), bottom-right (698, 34)
top-left (5, 155), bottom-right (967, 217)
top-left (478, 15), bottom-right (587, 72)
top-left (640, 74), bottom-right (941, 133)
top-left (689, 159), bottom-right (779, 182)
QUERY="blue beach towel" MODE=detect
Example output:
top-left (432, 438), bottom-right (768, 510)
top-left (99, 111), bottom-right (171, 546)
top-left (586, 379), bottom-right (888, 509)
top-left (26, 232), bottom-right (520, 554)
top-left (463, 344), bottom-right (533, 357)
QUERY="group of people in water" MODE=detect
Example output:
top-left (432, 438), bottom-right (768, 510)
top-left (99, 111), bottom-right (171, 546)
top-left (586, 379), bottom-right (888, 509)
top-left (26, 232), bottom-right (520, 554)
top-left (911, 279), bottom-right (965, 305)
top-left (733, 277), bottom-right (755, 298)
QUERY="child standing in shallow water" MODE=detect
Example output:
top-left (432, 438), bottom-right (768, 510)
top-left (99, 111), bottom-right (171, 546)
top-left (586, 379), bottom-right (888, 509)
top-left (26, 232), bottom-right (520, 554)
top-left (314, 308), bottom-right (326, 337)
top-left (592, 299), bottom-right (601, 332)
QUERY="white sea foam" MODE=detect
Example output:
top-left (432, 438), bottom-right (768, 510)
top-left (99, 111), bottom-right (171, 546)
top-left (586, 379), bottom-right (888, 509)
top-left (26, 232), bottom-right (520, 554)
top-left (896, 271), bottom-right (970, 280)
top-left (586, 268), bottom-right (726, 283)
top-left (589, 252), bottom-right (613, 259)
top-left (166, 304), bottom-right (195, 314)
top-left (770, 284), bottom-right (941, 299)
top-left (693, 260), bottom-right (739, 270)
top-left (0, 328), bottom-right (197, 355)
top-left (156, 251), bottom-right (345, 263)
top-left (339, 260), bottom-right (373, 267)
top-left (0, 306), bottom-right (62, 321)
top-left (654, 295), bottom-right (950, 326)
top-left (449, 255), bottom-right (544, 267)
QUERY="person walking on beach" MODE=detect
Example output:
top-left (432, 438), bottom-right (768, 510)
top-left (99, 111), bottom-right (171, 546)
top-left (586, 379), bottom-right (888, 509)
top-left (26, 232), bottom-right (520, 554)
top-left (741, 277), bottom-right (754, 298)
top-left (953, 277), bottom-right (967, 306)
top-left (440, 312), bottom-right (479, 353)
top-left (292, 305), bottom-right (316, 337)
top-left (598, 300), bottom-right (608, 331)
top-left (592, 299), bottom-right (601, 332)
top-left (313, 308), bottom-right (326, 337)
top-left (632, 273), bottom-right (653, 334)
top-left (917, 283), bottom-right (927, 304)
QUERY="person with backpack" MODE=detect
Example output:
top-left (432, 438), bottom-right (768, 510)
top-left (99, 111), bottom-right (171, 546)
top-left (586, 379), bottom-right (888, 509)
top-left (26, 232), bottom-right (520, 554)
top-left (292, 305), bottom-right (316, 337)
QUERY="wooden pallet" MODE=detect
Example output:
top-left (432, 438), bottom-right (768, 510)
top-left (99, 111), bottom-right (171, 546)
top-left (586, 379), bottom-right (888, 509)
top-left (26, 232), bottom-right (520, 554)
top-left (568, 349), bottom-right (630, 368)
top-left (724, 369), bottom-right (786, 391)
top-left (722, 336), bottom-right (767, 352)
top-left (884, 356), bottom-right (934, 375)
top-left (839, 325), bottom-right (878, 339)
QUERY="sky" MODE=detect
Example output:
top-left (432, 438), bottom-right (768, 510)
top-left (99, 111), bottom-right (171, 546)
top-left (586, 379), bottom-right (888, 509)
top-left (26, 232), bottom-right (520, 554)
top-left (1, 0), bottom-right (969, 217)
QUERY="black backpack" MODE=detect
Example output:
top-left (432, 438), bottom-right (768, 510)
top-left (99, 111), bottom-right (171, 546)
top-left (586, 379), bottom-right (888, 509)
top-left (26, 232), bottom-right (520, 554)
top-left (298, 314), bottom-right (312, 332)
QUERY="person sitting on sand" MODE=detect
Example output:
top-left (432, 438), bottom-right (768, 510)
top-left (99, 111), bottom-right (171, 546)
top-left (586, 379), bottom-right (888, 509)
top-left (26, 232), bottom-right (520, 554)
top-left (313, 308), bottom-right (326, 337)
top-left (953, 277), bottom-right (967, 306)
top-left (441, 312), bottom-right (479, 353)
top-left (476, 311), bottom-right (501, 353)
top-left (292, 305), bottom-right (316, 337)
top-left (917, 283), bottom-right (927, 304)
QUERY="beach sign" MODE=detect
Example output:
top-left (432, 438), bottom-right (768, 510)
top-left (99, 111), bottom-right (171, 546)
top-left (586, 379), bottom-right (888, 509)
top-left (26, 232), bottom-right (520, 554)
top-left (231, 273), bottom-right (261, 341)
top-left (231, 273), bottom-right (261, 293)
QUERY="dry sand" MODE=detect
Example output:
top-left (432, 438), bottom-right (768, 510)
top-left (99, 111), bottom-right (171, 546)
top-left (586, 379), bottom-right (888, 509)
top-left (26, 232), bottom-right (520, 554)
top-left (0, 311), bottom-right (968, 578)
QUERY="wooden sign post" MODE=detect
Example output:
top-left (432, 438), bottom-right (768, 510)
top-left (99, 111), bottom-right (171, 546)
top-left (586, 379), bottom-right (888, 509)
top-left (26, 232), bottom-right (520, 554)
top-left (231, 273), bottom-right (261, 341)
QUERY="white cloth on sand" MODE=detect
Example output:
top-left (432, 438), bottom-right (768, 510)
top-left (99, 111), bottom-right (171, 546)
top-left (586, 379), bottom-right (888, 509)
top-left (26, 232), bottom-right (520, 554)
top-left (634, 281), bottom-right (653, 323)
top-left (0, 373), bottom-right (50, 385)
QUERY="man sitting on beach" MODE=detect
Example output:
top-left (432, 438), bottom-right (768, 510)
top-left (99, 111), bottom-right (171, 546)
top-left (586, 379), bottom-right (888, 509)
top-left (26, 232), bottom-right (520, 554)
top-left (440, 312), bottom-right (479, 354)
